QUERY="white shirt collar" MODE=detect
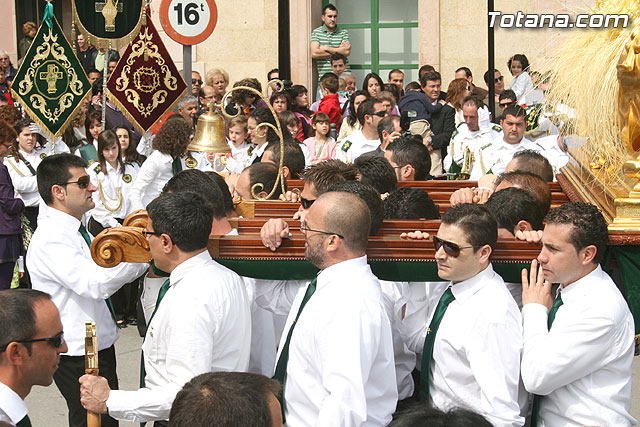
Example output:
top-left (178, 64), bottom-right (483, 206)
top-left (169, 250), bottom-right (212, 287)
top-left (558, 265), bottom-right (602, 302)
top-left (45, 206), bottom-right (82, 231)
top-left (317, 255), bottom-right (368, 290)
top-left (0, 381), bottom-right (27, 424)
top-left (450, 263), bottom-right (494, 303)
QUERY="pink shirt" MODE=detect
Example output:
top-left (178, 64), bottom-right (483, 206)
top-left (303, 136), bottom-right (337, 162)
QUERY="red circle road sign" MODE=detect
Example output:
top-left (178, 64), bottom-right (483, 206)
top-left (159, 0), bottom-right (218, 45)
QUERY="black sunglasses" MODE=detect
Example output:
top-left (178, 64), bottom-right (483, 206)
top-left (300, 197), bottom-right (316, 209)
top-left (142, 230), bottom-right (164, 238)
top-left (0, 331), bottom-right (64, 352)
top-left (300, 221), bottom-right (344, 239)
top-left (494, 76), bottom-right (504, 83)
top-left (370, 110), bottom-right (387, 118)
top-left (433, 236), bottom-right (478, 258)
top-left (58, 175), bottom-right (91, 189)
top-left (192, 79), bottom-right (203, 85)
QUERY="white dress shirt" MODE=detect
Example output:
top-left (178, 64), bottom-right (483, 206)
top-left (0, 382), bottom-right (27, 425)
top-left (27, 208), bottom-right (148, 356)
top-left (479, 136), bottom-right (545, 176)
top-left (107, 250), bottom-right (251, 422)
top-left (402, 265), bottom-right (525, 427)
top-left (507, 71), bottom-right (534, 106)
top-left (255, 256), bottom-right (397, 427)
top-left (88, 162), bottom-right (138, 227)
top-left (443, 123), bottom-right (502, 180)
top-left (335, 130), bottom-right (381, 163)
top-left (5, 147), bottom-right (53, 207)
top-left (129, 150), bottom-right (210, 211)
top-left (521, 265), bottom-right (636, 427)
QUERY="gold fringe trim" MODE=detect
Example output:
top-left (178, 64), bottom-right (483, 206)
top-left (72, 0), bottom-right (145, 51)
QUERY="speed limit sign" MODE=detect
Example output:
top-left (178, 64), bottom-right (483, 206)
top-left (159, 0), bottom-right (218, 45)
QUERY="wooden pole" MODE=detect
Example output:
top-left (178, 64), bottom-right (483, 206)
top-left (85, 321), bottom-right (101, 427)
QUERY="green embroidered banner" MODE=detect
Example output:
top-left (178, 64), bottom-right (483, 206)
top-left (73, 0), bottom-right (144, 49)
top-left (11, 8), bottom-right (91, 140)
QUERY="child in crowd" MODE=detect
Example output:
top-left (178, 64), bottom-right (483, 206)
top-left (317, 72), bottom-right (342, 132)
top-left (304, 112), bottom-right (336, 163)
top-left (217, 115), bottom-right (254, 173)
top-left (397, 81), bottom-right (442, 148)
top-left (330, 53), bottom-right (347, 78)
top-left (279, 110), bottom-right (312, 166)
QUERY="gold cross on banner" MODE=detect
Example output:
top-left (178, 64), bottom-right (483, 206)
top-left (39, 64), bottom-right (63, 94)
top-left (95, 0), bottom-right (123, 32)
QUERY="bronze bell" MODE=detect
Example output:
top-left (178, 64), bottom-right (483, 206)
top-left (188, 103), bottom-right (230, 153)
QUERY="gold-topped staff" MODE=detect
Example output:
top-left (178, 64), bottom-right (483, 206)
top-left (85, 321), bottom-right (101, 427)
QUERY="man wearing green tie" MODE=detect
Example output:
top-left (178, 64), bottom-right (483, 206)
top-left (402, 203), bottom-right (524, 426)
top-left (521, 202), bottom-right (636, 426)
top-left (0, 289), bottom-right (68, 426)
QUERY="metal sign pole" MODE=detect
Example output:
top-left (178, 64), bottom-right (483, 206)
top-left (184, 44), bottom-right (192, 96)
top-left (102, 50), bottom-right (108, 128)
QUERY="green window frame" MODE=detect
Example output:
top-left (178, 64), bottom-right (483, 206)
top-left (323, 0), bottom-right (419, 77)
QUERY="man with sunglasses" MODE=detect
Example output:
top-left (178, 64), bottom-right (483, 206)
top-left (257, 191), bottom-right (396, 425)
top-left (402, 204), bottom-right (525, 427)
top-left (0, 289), bottom-right (67, 426)
top-left (27, 154), bottom-right (148, 427)
top-left (336, 98), bottom-right (388, 163)
top-left (191, 71), bottom-right (203, 97)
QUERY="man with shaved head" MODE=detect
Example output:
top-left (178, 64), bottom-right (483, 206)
top-left (257, 191), bottom-right (397, 425)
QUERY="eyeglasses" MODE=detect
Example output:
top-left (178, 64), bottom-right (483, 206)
top-left (58, 175), bottom-right (91, 189)
top-left (499, 102), bottom-right (514, 108)
top-left (0, 58), bottom-right (8, 62)
top-left (192, 79), bottom-right (203, 85)
top-left (142, 230), bottom-right (164, 238)
top-left (494, 76), bottom-right (504, 83)
top-left (300, 221), bottom-right (344, 239)
top-left (370, 110), bottom-right (387, 118)
top-left (0, 331), bottom-right (64, 352)
top-left (300, 197), bottom-right (316, 209)
top-left (433, 236), bottom-right (478, 258)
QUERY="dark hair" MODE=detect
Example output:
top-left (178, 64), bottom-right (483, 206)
top-left (152, 116), bottom-right (192, 159)
top-left (320, 72), bottom-right (339, 94)
top-left (231, 78), bottom-right (262, 107)
top-left (330, 53), bottom-right (347, 65)
top-left (508, 54), bottom-right (530, 74)
top-left (205, 171), bottom-right (235, 216)
top-left (289, 85), bottom-right (313, 118)
top-left (267, 68), bottom-right (279, 81)
top-left (84, 110), bottom-right (102, 141)
top-left (97, 129), bottom-right (125, 175)
top-left (312, 112), bottom-right (330, 125)
top-left (169, 371), bottom-right (281, 427)
top-left (511, 149), bottom-right (554, 182)
top-left (483, 69), bottom-right (501, 85)
top-left (354, 155), bottom-right (397, 195)
top-left (384, 84), bottom-right (401, 103)
top-left (37, 153), bottom-right (88, 205)
top-left (384, 187), bottom-right (440, 220)
top-left (441, 203), bottom-right (497, 252)
top-left (377, 114), bottom-right (399, 141)
top-left (485, 187), bottom-right (544, 234)
top-left (420, 71), bottom-right (441, 87)
top-left (114, 126), bottom-right (146, 165)
top-left (147, 192), bottom-right (212, 252)
top-left (388, 69), bottom-right (404, 80)
top-left (269, 91), bottom-right (290, 110)
top-left (87, 68), bottom-right (101, 77)
top-left (456, 66), bottom-right (472, 78)
top-left (404, 81), bottom-right (421, 92)
top-left (386, 136), bottom-right (431, 180)
top-left (0, 289), bottom-right (52, 355)
top-left (319, 191), bottom-right (371, 252)
top-left (499, 89), bottom-right (517, 103)
top-left (418, 64), bottom-right (436, 78)
top-left (346, 90), bottom-right (370, 128)
top-left (264, 141), bottom-right (305, 179)
top-left (389, 403), bottom-right (494, 427)
top-left (328, 181), bottom-right (383, 236)
top-left (322, 3), bottom-right (338, 14)
top-left (10, 118), bottom-right (32, 163)
top-left (249, 108), bottom-right (280, 142)
top-left (545, 202), bottom-right (609, 264)
top-left (300, 159), bottom-right (358, 196)
top-left (502, 104), bottom-right (526, 120)
top-left (496, 171), bottom-right (551, 214)
top-left (357, 98), bottom-right (382, 126)
top-left (461, 95), bottom-right (484, 110)
top-left (247, 162), bottom-right (285, 199)
top-left (362, 72), bottom-right (385, 96)
top-left (163, 169), bottom-right (226, 220)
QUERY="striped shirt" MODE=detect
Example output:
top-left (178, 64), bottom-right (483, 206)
top-left (310, 25), bottom-right (350, 78)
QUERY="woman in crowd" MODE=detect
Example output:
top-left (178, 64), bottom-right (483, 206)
top-left (270, 91), bottom-right (290, 114)
top-left (206, 68), bottom-right (230, 105)
top-left (289, 84), bottom-right (313, 142)
top-left (362, 72), bottom-right (385, 98)
top-left (115, 126), bottom-right (146, 167)
top-left (507, 53), bottom-right (534, 106)
top-left (0, 120), bottom-right (24, 290)
top-left (338, 90), bottom-right (369, 143)
top-left (225, 78), bottom-right (263, 117)
top-left (445, 78), bottom-right (472, 127)
top-left (18, 22), bottom-right (36, 59)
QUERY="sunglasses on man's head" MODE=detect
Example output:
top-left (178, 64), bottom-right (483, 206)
top-left (58, 175), bottom-right (91, 189)
top-left (433, 236), bottom-right (478, 258)
top-left (0, 331), bottom-right (64, 352)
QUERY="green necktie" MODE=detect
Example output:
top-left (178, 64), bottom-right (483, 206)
top-left (140, 277), bottom-right (171, 388)
top-left (420, 287), bottom-right (455, 401)
top-left (273, 277), bottom-right (317, 420)
top-left (531, 292), bottom-right (564, 425)
top-left (79, 224), bottom-right (118, 325)
top-left (16, 415), bottom-right (32, 427)
top-left (171, 157), bottom-right (182, 176)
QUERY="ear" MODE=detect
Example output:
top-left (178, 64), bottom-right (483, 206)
top-left (282, 166), bottom-right (290, 179)
top-left (324, 234), bottom-right (341, 253)
top-left (401, 165), bottom-right (414, 180)
top-left (580, 244), bottom-right (598, 265)
top-left (51, 184), bottom-right (66, 203)
top-left (160, 234), bottom-right (174, 255)
top-left (478, 244), bottom-right (492, 264)
top-left (3, 342), bottom-right (26, 367)
top-left (257, 190), bottom-right (269, 199)
top-left (515, 220), bottom-right (533, 233)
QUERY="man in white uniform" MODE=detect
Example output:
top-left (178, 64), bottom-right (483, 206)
top-left (79, 191), bottom-right (251, 425)
top-left (336, 99), bottom-right (387, 163)
top-left (521, 202), bottom-right (636, 426)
